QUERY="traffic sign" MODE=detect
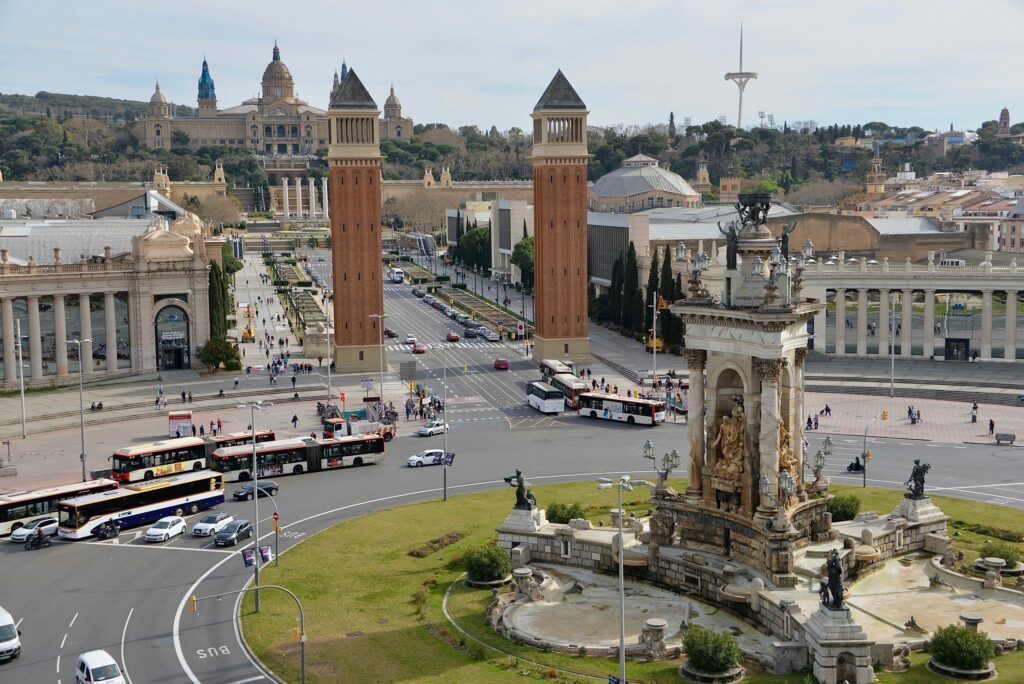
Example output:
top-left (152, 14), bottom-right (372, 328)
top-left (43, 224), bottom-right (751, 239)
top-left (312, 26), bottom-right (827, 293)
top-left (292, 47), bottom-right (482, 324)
top-left (517, 322), bottom-right (525, 333)
top-left (497, 319), bottom-right (504, 325)
top-left (273, 511), bottom-right (279, 521)
top-left (339, 392), bottom-right (347, 402)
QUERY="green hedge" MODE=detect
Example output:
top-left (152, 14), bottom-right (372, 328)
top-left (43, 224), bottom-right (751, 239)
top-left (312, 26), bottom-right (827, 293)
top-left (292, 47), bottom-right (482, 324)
top-left (463, 542), bottom-right (512, 582)
top-left (985, 541), bottom-right (1021, 567)
top-left (930, 624), bottom-right (994, 670)
top-left (546, 502), bottom-right (586, 524)
top-left (827, 494), bottom-right (861, 522)
top-left (684, 625), bottom-right (740, 673)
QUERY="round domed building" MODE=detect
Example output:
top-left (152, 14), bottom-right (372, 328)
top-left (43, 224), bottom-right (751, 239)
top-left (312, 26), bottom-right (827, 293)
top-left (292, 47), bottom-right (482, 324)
top-left (589, 154), bottom-right (701, 213)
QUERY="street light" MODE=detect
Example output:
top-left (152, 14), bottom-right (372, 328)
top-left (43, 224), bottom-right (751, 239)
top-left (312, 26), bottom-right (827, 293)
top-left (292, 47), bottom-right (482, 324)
top-left (14, 319), bottom-right (27, 438)
top-left (369, 313), bottom-right (388, 406)
top-left (326, 312), bottom-right (333, 408)
top-left (596, 472), bottom-right (650, 684)
top-left (68, 338), bottom-right (91, 481)
top-left (241, 400), bottom-right (263, 611)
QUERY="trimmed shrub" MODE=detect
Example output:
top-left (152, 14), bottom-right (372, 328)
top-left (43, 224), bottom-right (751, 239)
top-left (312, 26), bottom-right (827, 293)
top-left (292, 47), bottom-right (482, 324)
top-left (930, 624), bottom-right (994, 670)
top-left (827, 494), bottom-right (861, 522)
top-left (547, 502), bottom-right (586, 525)
top-left (224, 358), bottom-right (242, 371)
top-left (985, 541), bottom-right (1022, 567)
top-left (463, 542), bottom-right (512, 582)
top-left (684, 625), bottom-right (740, 673)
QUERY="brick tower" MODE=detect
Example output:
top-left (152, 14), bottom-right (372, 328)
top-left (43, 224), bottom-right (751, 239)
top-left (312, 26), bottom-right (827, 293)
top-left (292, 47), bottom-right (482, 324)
top-left (531, 70), bottom-right (590, 362)
top-left (326, 69), bottom-right (384, 373)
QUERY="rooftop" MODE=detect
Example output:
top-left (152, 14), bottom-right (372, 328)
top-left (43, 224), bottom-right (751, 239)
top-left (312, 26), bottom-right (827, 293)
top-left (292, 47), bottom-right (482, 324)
top-left (0, 217), bottom-right (164, 264)
top-left (591, 158), bottom-right (699, 199)
top-left (534, 70), bottom-right (586, 111)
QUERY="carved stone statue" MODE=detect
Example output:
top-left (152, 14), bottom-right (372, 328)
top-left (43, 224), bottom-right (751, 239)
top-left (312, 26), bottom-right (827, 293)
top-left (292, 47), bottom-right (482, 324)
top-left (718, 220), bottom-right (739, 270)
top-left (780, 221), bottom-right (797, 260)
top-left (504, 468), bottom-right (536, 510)
top-left (904, 459), bottom-right (930, 500)
top-left (824, 549), bottom-right (844, 610)
top-left (711, 403), bottom-right (746, 482)
top-left (778, 423), bottom-right (798, 480)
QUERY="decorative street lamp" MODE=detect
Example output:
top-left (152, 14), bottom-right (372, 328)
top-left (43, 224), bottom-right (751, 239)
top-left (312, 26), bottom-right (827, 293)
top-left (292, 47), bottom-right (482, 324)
top-left (758, 475), bottom-right (774, 509)
top-left (822, 435), bottom-right (833, 460)
top-left (813, 449), bottom-right (826, 482)
top-left (68, 338), bottom-right (92, 481)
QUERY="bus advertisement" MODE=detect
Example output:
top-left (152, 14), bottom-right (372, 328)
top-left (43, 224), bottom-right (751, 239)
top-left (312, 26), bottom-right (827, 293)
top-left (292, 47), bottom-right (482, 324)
top-left (577, 392), bottom-right (667, 426)
top-left (209, 434), bottom-right (386, 481)
top-left (57, 471), bottom-right (224, 540)
top-left (0, 479), bottom-right (119, 536)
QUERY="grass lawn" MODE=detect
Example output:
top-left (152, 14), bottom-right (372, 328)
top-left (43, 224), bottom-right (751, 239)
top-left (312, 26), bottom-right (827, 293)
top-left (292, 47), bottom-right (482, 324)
top-left (241, 478), bottom-right (1024, 684)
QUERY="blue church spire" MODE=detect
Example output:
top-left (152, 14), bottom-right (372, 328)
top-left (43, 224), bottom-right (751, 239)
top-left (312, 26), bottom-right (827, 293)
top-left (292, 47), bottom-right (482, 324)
top-left (197, 57), bottom-right (216, 100)
top-left (340, 59), bottom-right (348, 80)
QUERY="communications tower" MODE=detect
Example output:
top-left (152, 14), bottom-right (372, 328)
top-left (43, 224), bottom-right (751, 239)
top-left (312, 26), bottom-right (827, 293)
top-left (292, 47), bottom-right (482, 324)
top-left (724, 25), bottom-right (758, 130)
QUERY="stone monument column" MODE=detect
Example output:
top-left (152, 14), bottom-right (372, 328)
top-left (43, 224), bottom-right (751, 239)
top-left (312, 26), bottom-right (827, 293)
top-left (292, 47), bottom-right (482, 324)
top-left (878, 288), bottom-right (890, 357)
top-left (856, 289), bottom-right (868, 355)
top-left (834, 289), bottom-right (846, 356)
top-left (922, 289), bottom-right (935, 359)
top-left (793, 349), bottom-right (807, 489)
top-left (1, 297), bottom-right (15, 382)
top-left (684, 350), bottom-right (706, 503)
top-left (981, 289), bottom-right (993, 360)
top-left (105, 292), bottom-right (118, 372)
top-left (281, 178), bottom-right (290, 217)
top-left (27, 296), bottom-right (43, 379)
top-left (53, 295), bottom-right (68, 377)
top-left (80, 293), bottom-right (94, 375)
top-left (321, 176), bottom-right (330, 221)
top-left (900, 288), bottom-right (913, 357)
top-left (295, 178), bottom-right (303, 218)
top-left (308, 177), bottom-right (317, 220)
top-left (754, 358), bottom-right (783, 515)
top-left (1005, 290), bottom-right (1018, 361)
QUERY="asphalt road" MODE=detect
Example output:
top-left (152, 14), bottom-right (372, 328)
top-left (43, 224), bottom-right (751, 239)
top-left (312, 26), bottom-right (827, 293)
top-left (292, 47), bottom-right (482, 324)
top-left (5, 282), bottom-right (1024, 683)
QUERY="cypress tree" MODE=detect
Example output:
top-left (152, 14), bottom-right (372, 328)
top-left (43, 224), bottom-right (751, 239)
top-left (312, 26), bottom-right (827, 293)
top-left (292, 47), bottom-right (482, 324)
top-left (609, 254), bottom-right (623, 326)
top-left (674, 273), bottom-right (685, 346)
top-left (208, 262), bottom-right (224, 339)
top-left (659, 247), bottom-right (674, 344)
top-left (644, 247), bottom-right (660, 333)
top-left (623, 242), bottom-right (640, 333)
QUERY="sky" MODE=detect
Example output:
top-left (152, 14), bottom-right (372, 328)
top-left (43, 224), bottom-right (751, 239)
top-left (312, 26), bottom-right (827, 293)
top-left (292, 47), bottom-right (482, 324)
top-left (1, 0), bottom-right (1022, 132)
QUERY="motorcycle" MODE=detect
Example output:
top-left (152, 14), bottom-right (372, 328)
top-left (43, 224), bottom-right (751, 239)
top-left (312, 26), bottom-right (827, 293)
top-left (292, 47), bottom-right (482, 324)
top-left (95, 521), bottom-right (120, 541)
top-left (24, 535), bottom-right (52, 551)
top-left (846, 459), bottom-right (864, 473)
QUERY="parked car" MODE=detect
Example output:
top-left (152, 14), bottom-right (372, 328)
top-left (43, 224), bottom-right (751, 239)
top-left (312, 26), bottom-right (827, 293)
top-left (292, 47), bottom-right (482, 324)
top-left (407, 449), bottom-right (446, 467)
top-left (432, 301), bottom-right (444, 310)
top-left (483, 330), bottom-right (501, 342)
top-left (214, 519), bottom-right (253, 546)
top-left (423, 295), bottom-right (436, 305)
top-left (417, 420), bottom-right (449, 436)
top-left (191, 512), bottom-right (234, 537)
top-left (144, 516), bottom-right (186, 543)
top-left (447, 309), bottom-right (460, 319)
top-left (464, 328), bottom-right (479, 339)
top-left (404, 334), bottom-right (417, 345)
top-left (384, 327), bottom-right (398, 338)
top-left (411, 287), bottom-right (423, 297)
top-left (233, 481), bottom-right (279, 500)
top-left (412, 342), bottom-right (428, 354)
top-left (75, 650), bottom-right (125, 684)
top-left (446, 331), bottom-right (460, 342)
top-left (9, 517), bottom-right (59, 542)
top-left (493, 358), bottom-right (510, 370)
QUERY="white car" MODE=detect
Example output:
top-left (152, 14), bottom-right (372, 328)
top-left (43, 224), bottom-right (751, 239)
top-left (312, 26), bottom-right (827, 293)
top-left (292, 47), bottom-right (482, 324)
top-left (404, 334), bottom-right (417, 345)
top-left (416, 420), bottom-right (449, 436)
top-left (483, 330), bottom-right (501, 342)
top-left (76, 649), bottom-right (125, 683)
top-left (191, 512), bottom-right (234, 536)
top-left (10, 517), bottom-right (59, 542)
top-left (407, 449), bottom-right (446, 467)
top-left (144, 516), bottom-right (186, 543)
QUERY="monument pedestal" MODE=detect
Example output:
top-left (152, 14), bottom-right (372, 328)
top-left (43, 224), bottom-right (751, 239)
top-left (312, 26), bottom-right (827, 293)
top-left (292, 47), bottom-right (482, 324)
top-left (893, 496), bottom-right (945, 524)
top-left (498, 507), bottom-right (548, 533)
top-left (805, 606), bottom-right (875, 684)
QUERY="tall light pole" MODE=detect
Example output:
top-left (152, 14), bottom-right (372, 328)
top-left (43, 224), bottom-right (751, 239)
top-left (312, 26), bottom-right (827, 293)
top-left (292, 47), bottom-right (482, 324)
top-left (69, 338), bottom-right (91, 481)
top-left (326, 312), bottom-right (333, 407)
top-left (369, 313), bottom-right (388, 406)
top-left (243, 401), bottom-right (263, 611)
top-left (649, 301), bottom-right (658, 391)
top-left (597, 473), bottom-right (648, 684)
top-left (15, 319), bottom-right (26, 438)
top-left (442, 343), bottom-right (450, 501)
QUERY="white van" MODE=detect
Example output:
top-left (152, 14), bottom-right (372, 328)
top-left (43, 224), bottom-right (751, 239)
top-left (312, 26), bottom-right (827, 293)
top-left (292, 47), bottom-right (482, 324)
top-left (0, 606), bottom-right (21, 662)
top-left (75, 649), bottom-right (125, 683)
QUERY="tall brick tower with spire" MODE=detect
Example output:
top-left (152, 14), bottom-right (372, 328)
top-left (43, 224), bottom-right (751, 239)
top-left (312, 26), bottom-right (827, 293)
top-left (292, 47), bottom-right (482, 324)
top-left (326, 69), bottom-right (385, 373)
top-left (531, 71), bottom-right (590, 362)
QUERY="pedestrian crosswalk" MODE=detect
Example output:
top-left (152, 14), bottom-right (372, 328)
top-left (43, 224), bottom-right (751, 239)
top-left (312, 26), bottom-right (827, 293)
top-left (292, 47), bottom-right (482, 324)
top-left (385, 341), bottom-right (502, 352)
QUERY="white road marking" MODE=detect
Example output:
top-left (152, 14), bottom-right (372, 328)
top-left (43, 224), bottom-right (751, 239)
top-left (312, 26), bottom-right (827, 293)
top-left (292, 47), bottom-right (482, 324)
top-left (78, 540), bottom-right (233, 555)
top-left (56, 654), bottom-right (60, 673)
top-left (930, 481), bottom-right (1024, 492)
top-left (68, 612), bottom-right (78, 629)
top-left (231, 590), bottom-right (268, 683)
top-left (120, 607), bottom-right (134, 684)
top-left (174, 554), bottom-right (236, 683)
top-left (60, 632), bottom-right (67, 649)
top-left (224, 677), bottom-right (266, 684)
top-left (15, 618), bottom-right (22, 628)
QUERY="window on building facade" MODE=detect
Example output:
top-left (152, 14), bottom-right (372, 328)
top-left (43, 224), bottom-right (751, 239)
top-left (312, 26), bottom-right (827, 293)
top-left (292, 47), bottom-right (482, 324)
top-left (656, 197), bottom-right (664, 207)
top-left (278, 144), bottom-right (287, 153)
top-left (277, 125), bottom-right (286, 138)
top-left (264, 126), bottom-right (272, 138)
top-left (291, 126), bottom-right (298, 138)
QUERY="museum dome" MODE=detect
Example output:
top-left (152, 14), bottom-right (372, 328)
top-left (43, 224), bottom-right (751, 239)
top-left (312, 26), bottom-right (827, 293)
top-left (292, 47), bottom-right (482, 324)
top-left (150, 82), bottom-right (167, 104)
top-left (591, 154), bottom-right (699, 199)
top-left (385, 86), bottom-right (400, 108)
top-left (261, 43), bottom-right (295, 99)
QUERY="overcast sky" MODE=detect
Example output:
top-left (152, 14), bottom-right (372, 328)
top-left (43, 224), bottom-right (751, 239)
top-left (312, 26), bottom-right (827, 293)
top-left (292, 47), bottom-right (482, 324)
top-left (1, 0), bottom-right (1021, 132)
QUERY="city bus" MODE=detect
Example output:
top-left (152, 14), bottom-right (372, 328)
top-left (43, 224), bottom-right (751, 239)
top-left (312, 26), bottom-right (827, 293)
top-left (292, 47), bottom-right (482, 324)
top-left (526, 381), bottom-right (565, 414)
top-left (57, 471), bottom-right (224, 540)
top-left (0, 479), bottom-right (119, 536)
top-left (549, 373), bottom-right (589, 410)
top-left (387, 267), bottom-right (405, 283)
top-left (577, 392), bottom-right (667, 426)
top-left (209, 434), bottom-right (386, 481)
top-left (539, 359), bottom-right (575, 380)
top-left (110, 431), bottom-right (276, 482)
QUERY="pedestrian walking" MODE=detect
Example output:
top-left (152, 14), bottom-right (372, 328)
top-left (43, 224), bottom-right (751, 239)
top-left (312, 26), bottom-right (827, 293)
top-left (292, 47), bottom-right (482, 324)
top-left (217, 418), bottom-right (223, 434)
top-left (291, 375), bottom-right (297, 388)
top-left (813, 415), bottom-right (819, 430)
top-left (989, 419), bottom-right (995, 435)
top-left (234, 376), bottom-right (239, 389)
top-left (824, 404), bottom-right (832, 417)
top-left (199, 424), bottom-right (205, 436)
top-left (188, 391), bottom-right (193, 403)
top-left (181, 390), bottom-right (187, 404)
top-left (291, 414), bottom-right (299, 428)
top-left (191, 424), bottom-right (197, 437)
top-left (175, 428), bottom-right (181, 438)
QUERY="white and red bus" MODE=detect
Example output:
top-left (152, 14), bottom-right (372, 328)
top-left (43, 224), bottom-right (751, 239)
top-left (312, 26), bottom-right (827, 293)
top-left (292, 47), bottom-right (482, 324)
top-left (209, 434), bottom-right (386, 481)
top-left (549, 373), bottom-right (589, 410)
top-left (0, 479), bottom-right (119, 536)
top-left (577, 392), bottom-right (667, 426)
top-left (111, 431), bottom-right (277, 482)
top-left (538, 359), bottom-right (575, 380)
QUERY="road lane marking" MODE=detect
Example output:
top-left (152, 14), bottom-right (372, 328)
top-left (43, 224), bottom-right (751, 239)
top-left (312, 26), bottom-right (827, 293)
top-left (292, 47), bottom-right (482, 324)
top-left (930, 481), bottom-right (1024, 492)
top-left (78, 540), bottom-right (233, 554)
top-left (68, 612), bottom-right (78, 629)
top-left (56, 654), bottom-right (60, 673)
top-left (225, 678), bottom-right (265, 684)
top-left (231, 590), bottom-right (267, 684)
top-left (120, 608), bottom-right (134, 684)
top-left (174, 554), bottom-right (236, 683)
top-left (60, 632), bottom-right (67, 649)
top-left (15, 618), bottom-right (22, 628)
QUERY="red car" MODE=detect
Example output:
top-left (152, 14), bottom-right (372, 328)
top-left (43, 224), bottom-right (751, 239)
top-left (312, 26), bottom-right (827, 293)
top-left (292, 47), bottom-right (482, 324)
top-left (412, 342), bottom-right (428, 354)
top-left (446, 331), bottom-right (460, 342)
top-left (493, 358), bottom-right (510, 370)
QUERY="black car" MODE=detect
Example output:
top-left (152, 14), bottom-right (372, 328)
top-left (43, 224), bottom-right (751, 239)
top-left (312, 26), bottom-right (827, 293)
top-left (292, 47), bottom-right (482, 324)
top-left (214, 519), bottom-right (253, 546)
top-left (464, 328), bottom-right (479, 339)
top-left (233, 481), bottom-right (279, 501)
top-left (413, 289), bottom-right (426, 298)
top-left (384, 327), bottom-right (398, 339)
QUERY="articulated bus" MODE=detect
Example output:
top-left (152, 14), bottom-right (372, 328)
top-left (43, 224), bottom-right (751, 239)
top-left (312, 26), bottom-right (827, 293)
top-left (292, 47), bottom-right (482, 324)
top-left (549, 373), bottom-right (589, 409)
top-left (0, 479), bottom-right (119, 536)
top-left (526, 381), bottom-right (565, 414)
top-left (111, 431), bottom-right (277, 482)
top-left (209, 434), bottom-right (386, 481)
top-left (58, 471), bottom-right (224, 540)
top-left (539, 359), bottom-right (576, 380)
top-left (577, 392), bottom-right (667, 426)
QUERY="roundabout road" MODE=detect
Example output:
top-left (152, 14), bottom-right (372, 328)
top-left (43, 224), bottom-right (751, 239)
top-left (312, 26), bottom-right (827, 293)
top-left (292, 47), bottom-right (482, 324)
top-left (5, 285), bottom-right (1024, 682)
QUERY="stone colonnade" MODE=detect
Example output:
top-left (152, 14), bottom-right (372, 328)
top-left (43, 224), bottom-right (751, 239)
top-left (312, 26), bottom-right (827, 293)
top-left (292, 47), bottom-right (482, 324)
top-left (820, 287), bottom-right (1018, 361)
top-left (280, 177), bottom-right (330, 219)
